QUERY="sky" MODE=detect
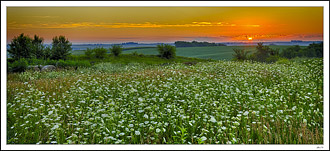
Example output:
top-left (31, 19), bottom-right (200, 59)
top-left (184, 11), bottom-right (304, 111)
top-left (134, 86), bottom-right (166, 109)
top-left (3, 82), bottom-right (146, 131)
top-left (7, 7), bottom-right (323, 43)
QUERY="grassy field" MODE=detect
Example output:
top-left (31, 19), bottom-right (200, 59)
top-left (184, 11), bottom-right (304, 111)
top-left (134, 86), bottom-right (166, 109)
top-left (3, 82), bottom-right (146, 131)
top-left (7, 58), bottom-right (323, 144)
top-left (71, 45), bottom-right (306, 60)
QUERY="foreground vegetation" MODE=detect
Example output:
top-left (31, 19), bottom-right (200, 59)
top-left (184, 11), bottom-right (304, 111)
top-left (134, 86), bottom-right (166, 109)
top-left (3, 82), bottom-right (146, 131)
top-left (7, 58), bottom-right (323, 144)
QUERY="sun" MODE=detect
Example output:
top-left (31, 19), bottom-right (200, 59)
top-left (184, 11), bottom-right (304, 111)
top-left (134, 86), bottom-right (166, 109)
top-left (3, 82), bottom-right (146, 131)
top-left (248, 37), bottom-right (253, 41)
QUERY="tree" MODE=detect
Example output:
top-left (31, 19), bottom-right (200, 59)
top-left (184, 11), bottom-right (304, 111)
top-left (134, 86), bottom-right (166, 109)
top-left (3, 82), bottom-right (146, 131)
top-left (51, 35), bottom-right (72, 60)
top-left (85, 48), bottom-right (94, 59)
top-left (280, 45), bottom-right (300, 59)
top-left (157, 44), bottom-right (176, 59)
top-left (255, 43), bottom-right (270, 61)
top-left (43, 47), bottom-right (52, 60)
top-left (94, 47), bottom-right (108, 59)
top-left (307, 42), bottom-right (323, 58)
top-left (8, 33), bottom-right (33, 60)
top-left (232, 48), bottom-right (250, 61)
top-left (110, 45), bottom-right (123, 57)
top-left (32, 35), bottom-right (45, 59)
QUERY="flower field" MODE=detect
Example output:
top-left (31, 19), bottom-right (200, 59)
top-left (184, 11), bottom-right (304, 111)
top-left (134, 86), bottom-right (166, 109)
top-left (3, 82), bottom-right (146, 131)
top-left (7, 59), bottom-right (323, 144)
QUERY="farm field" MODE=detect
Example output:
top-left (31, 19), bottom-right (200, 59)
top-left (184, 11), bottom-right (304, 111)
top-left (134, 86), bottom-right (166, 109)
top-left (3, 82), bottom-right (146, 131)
top-left (71, 45), bottom-right (306, 60)
top-left (7, 58), bottom-right (323, 144)
top-left (123, 45), bottom-right (307, 60)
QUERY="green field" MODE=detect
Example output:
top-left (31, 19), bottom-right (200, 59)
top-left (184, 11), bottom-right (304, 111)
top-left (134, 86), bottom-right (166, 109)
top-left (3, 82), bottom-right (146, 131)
top-left (71, 45), bottom-right (306, 60)
top-left (123, 45), bottom-right (306, 60)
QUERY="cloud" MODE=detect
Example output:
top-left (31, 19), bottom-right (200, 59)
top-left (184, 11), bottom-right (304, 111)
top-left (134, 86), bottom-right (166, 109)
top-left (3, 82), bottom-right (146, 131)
top-left (7, 21), bottom-right (260, 29)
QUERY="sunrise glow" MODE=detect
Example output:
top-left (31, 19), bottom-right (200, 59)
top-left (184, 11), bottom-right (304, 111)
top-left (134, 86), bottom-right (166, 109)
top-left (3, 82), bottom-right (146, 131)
top-left (6, 7), bottom-right (323, 43)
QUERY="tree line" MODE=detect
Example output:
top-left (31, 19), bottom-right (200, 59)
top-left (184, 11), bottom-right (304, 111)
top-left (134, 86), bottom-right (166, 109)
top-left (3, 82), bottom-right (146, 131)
top-left (7, 33), bottom-right (178, 72)
top-left (232, 42), bottom-right (323, 63)
top-left (174, 41), bottom-right (226, 47)
top-left (8, 33), bottom-right (72, 61)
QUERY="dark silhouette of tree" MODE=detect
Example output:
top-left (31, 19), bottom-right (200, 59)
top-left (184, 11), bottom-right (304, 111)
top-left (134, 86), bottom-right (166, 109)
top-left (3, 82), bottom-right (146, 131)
top-left (253, 43), bottom-right (271, 62)
top-left (174, 41), bottom-right (225, 47)
top-left (32, 35), bottom-right (45, 59)
top-left (280, 45), bottom-right (300, 59)
top-left (110, 45), bottom-right (123, 57)
top-left (8, 33), bottom-right (33, 60)
top-left (94, 47), bottom-right (108, 58)
top-left (157, 44), bottom-right (176, 59)
top-left (307, 42), bottom-right (323, 58)
top-left (51, 35), bottom-right (72, 60)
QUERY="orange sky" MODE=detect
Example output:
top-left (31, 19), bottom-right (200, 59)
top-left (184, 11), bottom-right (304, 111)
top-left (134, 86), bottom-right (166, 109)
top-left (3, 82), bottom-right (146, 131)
top-left (7, 7), bottom-right (323, 43)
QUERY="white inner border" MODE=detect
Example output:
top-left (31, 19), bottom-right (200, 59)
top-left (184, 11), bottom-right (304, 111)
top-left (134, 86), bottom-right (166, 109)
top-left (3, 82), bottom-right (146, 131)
top-left (1, 1), bottom-right (329, 150)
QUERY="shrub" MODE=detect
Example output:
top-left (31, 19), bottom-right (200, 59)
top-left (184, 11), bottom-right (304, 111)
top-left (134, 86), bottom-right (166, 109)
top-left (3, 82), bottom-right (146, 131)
top-left (280, 45), bottom-right (300, 59)
top-left (232, 48), bottom-right (250, 61)
top-left (252, 43), bottom-right (270, 62)
top-left (110, 45), bottom-right (123, 57)
top-left (11, 58), bottom-right (28, 72)
top-left (132, 51), bottom-right (139, 56)
top-left (266, 55), bottom-right (279, 63)
top-left (45, 59), bottom-right (58, 66)
top-left (85, 48), bottom-right (94, 59)
top-left (306, 42), bottom-right (323, 58)
top-left (27, 58), bottom-right (45, 66)
top-left (276, 58), bottom-right (290, 65)
top-left (94, 47), bottom-right (108, 59)
top-left (56, 59), bottom-right (68, 68)
top-left (157, 44), bottom-right (176, 59)
top-left (75, 60), bottom-right (91, 68)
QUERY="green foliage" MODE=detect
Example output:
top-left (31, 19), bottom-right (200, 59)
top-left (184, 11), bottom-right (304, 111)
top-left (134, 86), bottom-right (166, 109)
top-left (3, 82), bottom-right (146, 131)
top-left (132, 51), bottom-right (139, 56)
top-left (27, 58), bottom-right (45, 65)
top-left (305, 42), bottom-right (323, 58)
top-left (74, 60), bottom-right (91, 67)
top-left (8, 33), bottom-right (33, 60)
top-left (110, 45), bottom-right (123, 57)
top-left (172, 126), bottom-right (188, 144)
top-left (85, 48), bottom-right (94, 59)
top-left (51, 35), bottom-right (72, 60)
top-left (56, 59), bottom-right (91, 68)
top-left (265, 55), bottom-right (280, 63)
top-left (252, 43), bottom-right (271, 62)
top-left (11, 58), bottom-right (28, 72)
top-left (246, 43), bottom-right (281, 63)
top-left (93, 47), bottom-right (108, 59)
top-left (55, 59), bottom-right (68, 68)
top-left (280, 43), bottom-right (323, 59)
top-left (45, 59), bottom-right (58, 66)
top-left (276, 57), bottom-right (290, 65)
top-left (43, 47), bottom-right (52, 60)
top-left (232, 48), bottom-right (250, 61)
top-left (31, 35), bottom-right (45, 59)
top-left (157, 44), bottom-right (176, 59)
top-left (280, 45), bottom-right (300, 59)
